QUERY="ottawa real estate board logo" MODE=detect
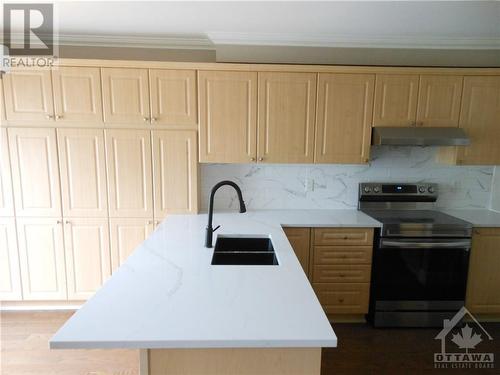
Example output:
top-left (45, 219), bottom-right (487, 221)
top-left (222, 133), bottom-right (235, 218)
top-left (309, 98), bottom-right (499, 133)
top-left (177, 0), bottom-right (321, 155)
top-left (434, 307), bottom-right (495, 369)
top-left (2, 3), bottom-right (57, 73)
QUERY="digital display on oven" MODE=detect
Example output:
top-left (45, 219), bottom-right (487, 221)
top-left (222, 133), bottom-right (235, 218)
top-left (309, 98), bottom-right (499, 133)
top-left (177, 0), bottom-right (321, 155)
top-left (382, 184), bottom-right (417, 194)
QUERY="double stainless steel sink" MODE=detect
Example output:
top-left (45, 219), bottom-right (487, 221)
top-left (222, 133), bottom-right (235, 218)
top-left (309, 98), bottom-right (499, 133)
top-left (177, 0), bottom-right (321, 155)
top-left (211, 235), bottom-right (279, 266)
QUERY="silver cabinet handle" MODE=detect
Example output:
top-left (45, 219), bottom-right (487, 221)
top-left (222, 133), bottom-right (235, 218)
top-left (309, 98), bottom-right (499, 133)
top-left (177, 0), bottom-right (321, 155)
top-left (143, 117), bottom-right (149, 122)
top-left (250, 157), bottom-right (255, 161)
top-left (55, 115), bottom-right (63, 120)
top-left (56, 220), bottom-right (62, 224)
top-left (65, 220), bottom-right (71, 224)
top-left (258, 157), bottom-right (264, 161)
top-left (151, 117), bottom-right (157, 122)
top-left (147, 220), bottom-right (153, 225)
top-left (46, 114), bottom-right (54, 120)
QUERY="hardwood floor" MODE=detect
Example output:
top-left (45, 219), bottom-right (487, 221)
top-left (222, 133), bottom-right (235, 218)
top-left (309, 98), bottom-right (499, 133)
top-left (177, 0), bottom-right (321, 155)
top-left (1, 311), bottom-right (499, 375)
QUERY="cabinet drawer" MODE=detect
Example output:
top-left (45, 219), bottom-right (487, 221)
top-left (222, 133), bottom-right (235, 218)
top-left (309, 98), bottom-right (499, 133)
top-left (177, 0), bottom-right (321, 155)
top-left (314, 228), bottom-right (373, 246)
top-left (313, 283), bottom-right (369, 314)
top-left (314, 246), bottom-right (372, 265)
top-left (313, 265), bottom-right (371, 283)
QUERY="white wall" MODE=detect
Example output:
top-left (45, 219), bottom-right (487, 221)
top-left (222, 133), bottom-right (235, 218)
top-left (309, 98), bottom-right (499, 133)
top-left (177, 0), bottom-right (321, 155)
top-left (491, 167), bottom-right (500, 212)
top-left (200, 147), bottom-right (494, 211)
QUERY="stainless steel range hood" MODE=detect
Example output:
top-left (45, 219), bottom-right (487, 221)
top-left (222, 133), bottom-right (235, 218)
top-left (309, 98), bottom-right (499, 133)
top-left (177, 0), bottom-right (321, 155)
top-left (372, 127), bottom-right (470, 146)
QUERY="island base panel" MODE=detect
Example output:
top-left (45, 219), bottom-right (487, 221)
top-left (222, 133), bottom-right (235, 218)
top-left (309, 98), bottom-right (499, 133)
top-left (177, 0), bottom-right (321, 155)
top-left (142, 347), bottom-right (321, 374)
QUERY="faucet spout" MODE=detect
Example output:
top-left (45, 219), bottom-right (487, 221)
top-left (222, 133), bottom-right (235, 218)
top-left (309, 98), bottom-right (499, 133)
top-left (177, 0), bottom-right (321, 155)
top-left (205, 180), bottom-right (246, 248)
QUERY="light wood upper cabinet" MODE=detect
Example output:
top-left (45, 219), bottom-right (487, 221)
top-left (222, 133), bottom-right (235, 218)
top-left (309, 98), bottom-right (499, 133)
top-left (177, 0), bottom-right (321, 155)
top-left (8, 128), bottom-right (61, 217)
top-left (373, 74), bottom-right (419, 127)
top-left (17, 217), bottom-right (67, 300)
top-left (102, 68), bottom-right (150, 124)
top-left (199, 70), bottom-right (258, 163)
top-left (52, 67), bottom-right (103, 123)
top-left (416, 75), bottom-right (463, 127)
top-left (63, 218), bottom-right (111, 300)
top-left (105, 129), bottom-right (153, 218)
top-left (0, 218), bottom-right (22, 301)
top-left (283, 227), bottom-right (311, 278)
top-left (456, 76), bottom-right (500, 165)
top-left (0, 128), bottom-right (15, 216)
top-left (110, 218), bottom-right (153, 271)
top-left (258, 72), bottom-right (317, 163)
top-left (57, 128), bottom-right (108, 218)
top-left (3, 70), bottom-right (54, 122)
top-left (466, 228), bottom-right (500, 313)
top-left (315, 73), bottom-right (374, 164)
top-left (152, 130), bottom-right (198, 218)
top-left (150, 69), bottom-right (197, 127)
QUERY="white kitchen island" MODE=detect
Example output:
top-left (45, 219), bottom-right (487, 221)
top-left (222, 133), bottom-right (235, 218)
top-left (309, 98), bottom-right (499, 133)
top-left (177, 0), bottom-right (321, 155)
top-left (50, 210), bottom-right (380, 374)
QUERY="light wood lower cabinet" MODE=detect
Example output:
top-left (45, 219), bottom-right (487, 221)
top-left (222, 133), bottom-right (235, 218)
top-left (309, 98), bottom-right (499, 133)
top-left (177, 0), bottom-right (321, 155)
top-left (63, 218), bottom-right (111, 300)
top-left (312, 228), bottom-right (374, 316)
top-left (283, 227), bottom-right (311, 278)
top-left (152, 130), bottom-right (198, 218)
top-left (466, 228), bottom-right (500, 314)
top-left (8, 128), bottom-right (62, 217)
top-left (110, 218), bottom-right (154, 271)
top-left (313, 283), bottom-right (370, 314)
top-left (16, 218), bottom-right (67, 300)
top-left (105, 129), bottom-right (153, 218)
top-left (0, 128), bottom-right (15, 217)
top-left (0, 218), bottom-right (22, 301)
top-left (57, 128), bottom-right (108, 218)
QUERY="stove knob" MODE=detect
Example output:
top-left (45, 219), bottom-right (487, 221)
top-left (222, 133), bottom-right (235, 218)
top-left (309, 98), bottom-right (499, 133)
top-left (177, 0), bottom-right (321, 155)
top-left (428, 186), bottom-right (435, 194)
top-left (373, 186), bottom-right (380, 193)
top-left (418, 186), bottom-right (426, 193)
top-left (363, 186), bottom-right (372, 193)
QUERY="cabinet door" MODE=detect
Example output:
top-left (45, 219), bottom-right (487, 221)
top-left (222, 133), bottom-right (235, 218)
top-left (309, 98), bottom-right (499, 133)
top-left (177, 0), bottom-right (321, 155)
top-left (101, 68), bottom-right (150, 124)
top-left (8, 128), bottom-right (61, 217)
top-left (0, 218), bottom-right (22, 301)
top-left (258, 72), bottom-right (316, 163)
top-left (416, 75), bottom-right (463, 127)
top-left (198, 71), bottom-right (258, 163)
top-left (52, 67), bottom-right (103, 123)
top-left (456, 76), bottom-right (500, 165)
top-left (57, 128), bottom-right (108, 217)
top-left (110, 218), bottom-right (153, 271)
top-left (64, 218), bottom-right (111, 300)
top-left (315, 73), bottom-right (374, 164)
top-left (0, 128), bottom-right (15, 216)
top-left (150, 69), bottom-right (197, 127)
top-left (152, 130), bottom-right (198, 218)
top-left (283, 227), bottom-right (311, 278)
top-left (105, 129), bottom-right (153, 218)
top-left (17, 218), bottom-right (66, 300)
top-left (373, 74), bottom-right (419, 127)
top-left (466, 228), bottom-right (500, 313)
top-left (2, 70), bottom-right (54, 122)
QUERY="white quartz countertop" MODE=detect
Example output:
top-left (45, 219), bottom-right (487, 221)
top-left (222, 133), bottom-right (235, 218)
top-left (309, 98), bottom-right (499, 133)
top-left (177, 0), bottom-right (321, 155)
top-left (441, 209), bottom-right (500, 228)
top-left (51, 209), bottom-right (382, 350)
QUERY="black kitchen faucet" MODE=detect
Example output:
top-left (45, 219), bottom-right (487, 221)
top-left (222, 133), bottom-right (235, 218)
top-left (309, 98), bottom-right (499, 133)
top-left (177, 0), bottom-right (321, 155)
top-left (205, 181), bottom-right (246, 248)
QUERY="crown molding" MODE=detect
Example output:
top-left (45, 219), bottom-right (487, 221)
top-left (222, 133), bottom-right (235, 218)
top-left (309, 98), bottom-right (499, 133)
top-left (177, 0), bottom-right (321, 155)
top-left (207, 32), bottom-right (500, 50)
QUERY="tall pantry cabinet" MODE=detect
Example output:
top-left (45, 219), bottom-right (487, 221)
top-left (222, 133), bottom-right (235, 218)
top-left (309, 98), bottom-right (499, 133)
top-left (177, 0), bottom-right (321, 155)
top-left (1, 67), bottom-right (200, 303)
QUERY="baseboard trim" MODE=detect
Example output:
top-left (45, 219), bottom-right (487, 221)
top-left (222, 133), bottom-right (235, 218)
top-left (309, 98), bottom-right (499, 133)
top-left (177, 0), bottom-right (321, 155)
top-left (0, 301), bottom-right (83, 311)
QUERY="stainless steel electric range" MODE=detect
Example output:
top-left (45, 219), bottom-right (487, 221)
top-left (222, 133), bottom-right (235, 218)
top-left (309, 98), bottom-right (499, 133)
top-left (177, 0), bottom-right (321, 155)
top-left (358, 182), bottom-right (473, 327)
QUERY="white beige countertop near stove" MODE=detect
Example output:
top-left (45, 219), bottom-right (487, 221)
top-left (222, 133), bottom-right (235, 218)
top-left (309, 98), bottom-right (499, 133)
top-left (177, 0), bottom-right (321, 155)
top-left (49, 208), bottom-right (499, 350)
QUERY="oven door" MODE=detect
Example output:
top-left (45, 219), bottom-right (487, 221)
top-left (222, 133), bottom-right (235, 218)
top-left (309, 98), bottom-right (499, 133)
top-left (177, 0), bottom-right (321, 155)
top-left (372, 238), bottom-right (471, 303)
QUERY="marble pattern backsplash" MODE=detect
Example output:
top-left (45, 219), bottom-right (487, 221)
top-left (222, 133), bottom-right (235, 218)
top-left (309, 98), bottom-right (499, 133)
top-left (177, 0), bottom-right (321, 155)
top-left (491, 167), bottom-right (500, 212)
top-left (200, 147), bottom-right (494, 211)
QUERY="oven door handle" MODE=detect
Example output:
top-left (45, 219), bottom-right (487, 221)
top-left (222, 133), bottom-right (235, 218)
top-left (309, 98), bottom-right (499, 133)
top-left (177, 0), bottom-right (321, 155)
top-left (380, 239), bottom-right (471, 249)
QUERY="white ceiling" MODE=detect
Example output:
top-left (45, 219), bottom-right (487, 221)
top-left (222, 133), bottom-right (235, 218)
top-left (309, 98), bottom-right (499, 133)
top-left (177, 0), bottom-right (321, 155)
top-left (23, 1), bottom-right (500, 49)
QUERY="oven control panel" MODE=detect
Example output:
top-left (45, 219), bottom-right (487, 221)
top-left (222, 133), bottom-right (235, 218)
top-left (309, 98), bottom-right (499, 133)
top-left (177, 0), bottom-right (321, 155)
top-left (359, 183), bottom-right (438, 197)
